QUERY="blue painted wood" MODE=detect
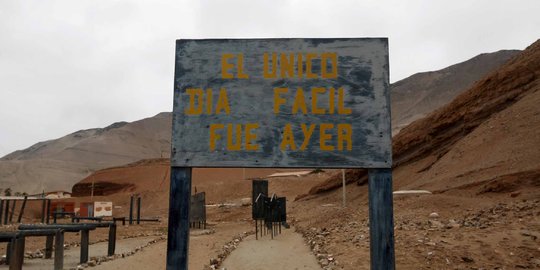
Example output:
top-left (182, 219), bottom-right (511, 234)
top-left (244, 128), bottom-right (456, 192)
top-left (129, 195), bottom-right (134, 225)
top-left (368, 168), bottom-right (395, 270)
top-left (166, 167), bottom-right (192, 270)
top-left (172, 38), bottom-right (391, 168)
top-left (137, 197), bottom-right (141, 225)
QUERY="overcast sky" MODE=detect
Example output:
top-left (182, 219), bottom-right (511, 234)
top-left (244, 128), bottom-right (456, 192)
top-left (0, 0), bottom-right (539, 157)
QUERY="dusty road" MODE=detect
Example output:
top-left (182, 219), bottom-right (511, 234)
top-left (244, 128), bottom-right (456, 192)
top-left (222, 229), bottom-right (322, 270)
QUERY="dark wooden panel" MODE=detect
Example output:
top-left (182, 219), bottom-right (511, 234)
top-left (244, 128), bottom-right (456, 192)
top-left (189, 192), bottom-right (206, 223)
top-left (276, 197), bottom-right (286, 222)
top-left (252, 180), bottom-right (268, 219)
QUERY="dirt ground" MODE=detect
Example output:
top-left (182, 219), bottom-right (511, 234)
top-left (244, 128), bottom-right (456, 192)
top-left (222, 229), bottom-right (322, 270)
top-left (1, 174), bottom-right (539, 269)
top-left (91, 221), bottom-right (251, 270)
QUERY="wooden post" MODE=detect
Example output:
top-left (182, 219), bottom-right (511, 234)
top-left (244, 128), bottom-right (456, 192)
top-left (0, 200), bottom-right (4, 225)
top-left (368, 169), bottom-right (395, 270)
top-left (80, 229), bottom-right (89, 264)
top-left (54, 230), bottom-right (64, 270)
top-left (45, 235), bottom-right (54, 258)
top-left (6, 237), bottom-right (14, 264)
top-left (46, 200), bottom-right (51, 224)
top-left (41, 199), bottom-right (46, 223)
top-left (166, 167), bottom-right (192, 270)
top-left (17, 196), bottom-right (27, 223)
top-left (129, 195), bottom-right (134, 225)
top-left (4, 200), bottom-right (10, 225)
top-left (9, 200), bottom-right (16, 223)
top-left (137, 197), bottom-right (141, 225)
top-left (107, 223), bottom-right (116, 256)
top-left (10, 236), bottom-right (25, 270)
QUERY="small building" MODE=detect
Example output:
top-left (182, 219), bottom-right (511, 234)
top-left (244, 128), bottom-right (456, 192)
top-left (77, 201), bottom-right (113, 217)
top-left (45, 191), bottom-right (72, 199)
top-left (49, 201), bottom-right (75, 215)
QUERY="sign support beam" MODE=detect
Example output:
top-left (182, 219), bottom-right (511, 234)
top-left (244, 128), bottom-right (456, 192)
top-left (166, 167), bottom-right (192, 270)
top-left (368, 168), bottom-right (395, 270)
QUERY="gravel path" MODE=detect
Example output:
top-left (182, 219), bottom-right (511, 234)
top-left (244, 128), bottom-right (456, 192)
top-left (221, 228), bottom-right (322, 270)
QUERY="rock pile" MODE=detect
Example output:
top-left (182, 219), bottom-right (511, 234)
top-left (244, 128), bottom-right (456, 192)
top-left (297, 226), bottom-right (349, 270)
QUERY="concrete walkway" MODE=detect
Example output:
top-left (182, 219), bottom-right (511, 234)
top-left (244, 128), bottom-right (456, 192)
top-left (222, 229), bottom-right (322, 270)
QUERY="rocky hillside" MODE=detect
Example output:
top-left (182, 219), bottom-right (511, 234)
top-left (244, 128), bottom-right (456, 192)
top-left (0, 112), bottom-right (171, 194)
top-left (391, 50), bottom-right (519, 134)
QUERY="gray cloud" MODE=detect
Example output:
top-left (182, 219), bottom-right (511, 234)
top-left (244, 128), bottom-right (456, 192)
top-left (1, 0), bottom-right (539, 157)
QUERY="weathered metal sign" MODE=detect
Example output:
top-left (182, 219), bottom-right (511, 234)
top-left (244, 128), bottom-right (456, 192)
top-left (252, 180), bottom-right (268, 220)
top-left (172, 38), bottom-right (391, 168)
top-left (189, 192), bottom-right (206, 223)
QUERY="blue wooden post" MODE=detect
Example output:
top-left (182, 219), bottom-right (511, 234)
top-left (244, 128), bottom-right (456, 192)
top-left (137, 197), bottom-right (141, 225)
top-left (166, 167), bottom-right (192, 270)
top-left (0, 200), bottom-right (3, 225)
top-left (368, 168), bottom-right (395, 270)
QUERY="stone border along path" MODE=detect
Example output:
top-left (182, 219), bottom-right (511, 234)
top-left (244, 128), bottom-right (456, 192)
top-left (8, 234), bottom-right (166, 270)
top-left (296, 226), bottom-right (343, 270)
top-left (23, 233), bottom-right (166, 259)
top-left (205, 231), bottom-right (253, 269)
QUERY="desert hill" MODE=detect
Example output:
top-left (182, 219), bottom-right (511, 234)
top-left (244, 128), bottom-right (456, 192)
top-left (71, 159), bottom-right (334, 218)
top-left (391, 49), bottom-right (519, 134)
top-left (0, 112), bottom-right (171, 194)
top-left (0, 49), bottom-right (519, 194)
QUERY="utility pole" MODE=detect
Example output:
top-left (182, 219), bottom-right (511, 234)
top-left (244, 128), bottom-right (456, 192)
top-left (342, 169), bottom-right (346, 208)
top-left (87, 168), bottom-right (94, 199)
top-left (91, 180), bottom-right (95, 199)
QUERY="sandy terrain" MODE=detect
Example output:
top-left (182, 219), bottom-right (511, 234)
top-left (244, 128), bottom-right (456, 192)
top-left (222, 229), bottom-right (322, 270)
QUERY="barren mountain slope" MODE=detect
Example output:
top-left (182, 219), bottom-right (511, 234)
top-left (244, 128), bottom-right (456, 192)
top-left (391, 50), bottom-right (519, 134)
top-left (0, 112), bottom-right (171, 194)
top-left (0, 49), bottom-right (519, 194)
